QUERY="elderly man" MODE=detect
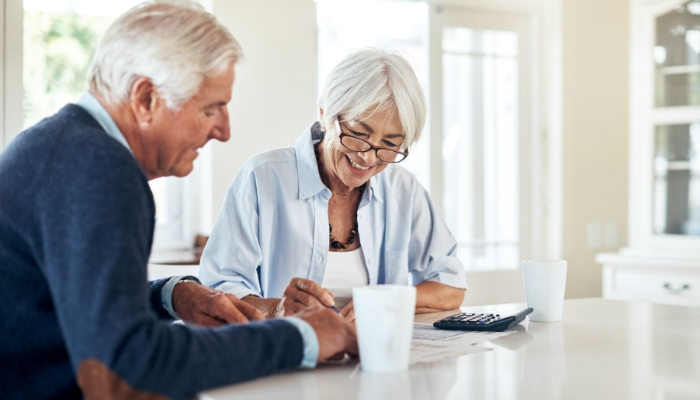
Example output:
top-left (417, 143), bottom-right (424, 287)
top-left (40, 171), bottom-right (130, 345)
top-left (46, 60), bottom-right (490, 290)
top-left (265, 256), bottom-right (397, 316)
top-left (0, 2), bottom-right (357, 399)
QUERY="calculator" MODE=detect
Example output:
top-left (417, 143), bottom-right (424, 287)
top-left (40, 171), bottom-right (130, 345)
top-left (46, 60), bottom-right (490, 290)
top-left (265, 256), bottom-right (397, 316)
top-left (433, 308), bottom-right (534, 332)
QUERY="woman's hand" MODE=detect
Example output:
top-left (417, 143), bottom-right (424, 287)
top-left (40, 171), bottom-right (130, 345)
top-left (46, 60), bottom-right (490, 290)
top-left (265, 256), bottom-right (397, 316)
top-left (339, 301), bottom-right (355, 323)
top-left (280, 278), bottom-right (335, 316)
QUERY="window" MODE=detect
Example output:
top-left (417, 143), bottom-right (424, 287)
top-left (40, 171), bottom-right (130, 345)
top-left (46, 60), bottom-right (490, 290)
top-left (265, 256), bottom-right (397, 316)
top-left (318, 2), bottom-right (537, 273)
top-left (317, 0), bottom-right (430, 190)
top-left (441, 27), bottom-right (520, 271)
top-left (21, 0), bottom-right (192, 248)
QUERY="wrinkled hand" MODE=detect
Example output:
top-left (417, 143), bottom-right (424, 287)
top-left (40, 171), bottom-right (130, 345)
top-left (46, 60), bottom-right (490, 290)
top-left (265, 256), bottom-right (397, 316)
top-left (339, 301), bottom-right (355, 323)
top-left (296, 307), bottom-right (358, 361)
top-left (280, 278), bottom-right (335, 316)
top-left (172, 281), bottom-right (265, 326)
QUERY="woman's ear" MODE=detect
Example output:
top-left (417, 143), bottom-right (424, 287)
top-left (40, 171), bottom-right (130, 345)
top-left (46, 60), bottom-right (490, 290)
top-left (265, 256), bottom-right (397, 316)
top-left (319, 108), bottom-right (325, 131)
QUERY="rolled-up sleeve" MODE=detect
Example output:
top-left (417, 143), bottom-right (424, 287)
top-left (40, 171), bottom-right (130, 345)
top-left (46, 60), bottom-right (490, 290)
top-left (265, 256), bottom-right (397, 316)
top-left (407, 186), bottom-right (468, 290)
top-left (199, 174), bottom-right (264, 298)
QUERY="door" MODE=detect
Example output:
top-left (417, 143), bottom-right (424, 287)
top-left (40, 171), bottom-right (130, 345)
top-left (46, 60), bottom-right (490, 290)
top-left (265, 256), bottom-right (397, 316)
top-left (430, 7), bottom-right (532, 305)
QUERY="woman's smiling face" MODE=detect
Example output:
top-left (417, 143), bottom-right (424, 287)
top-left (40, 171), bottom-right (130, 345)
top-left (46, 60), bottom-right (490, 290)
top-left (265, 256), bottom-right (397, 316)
top-left (320, 108), bottom-right (406, 189)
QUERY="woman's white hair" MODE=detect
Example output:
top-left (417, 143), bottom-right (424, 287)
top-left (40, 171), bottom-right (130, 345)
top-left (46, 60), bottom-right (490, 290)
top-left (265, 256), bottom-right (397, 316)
top-left (318, 48), bottom-right (426, 149)
top-left (87, 0), bottom-right (242, 109)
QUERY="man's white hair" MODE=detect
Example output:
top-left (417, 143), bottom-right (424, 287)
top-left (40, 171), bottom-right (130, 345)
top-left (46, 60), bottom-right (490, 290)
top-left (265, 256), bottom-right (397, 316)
top-left (87, 0), bottom-right (242, 109)
top-left (318, 48), bottom-right (426, 149)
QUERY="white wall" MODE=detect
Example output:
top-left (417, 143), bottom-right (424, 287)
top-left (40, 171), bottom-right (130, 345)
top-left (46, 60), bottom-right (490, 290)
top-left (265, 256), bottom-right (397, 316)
top-left (209, 0), bottom-right (318, 223)
top-left (561, 0), bottom-right (629, 298)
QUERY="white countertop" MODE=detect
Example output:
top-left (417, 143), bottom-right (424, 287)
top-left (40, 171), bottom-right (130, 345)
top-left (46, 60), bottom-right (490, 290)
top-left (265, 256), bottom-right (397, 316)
top-left (200, 298), bottom-right (700, 400)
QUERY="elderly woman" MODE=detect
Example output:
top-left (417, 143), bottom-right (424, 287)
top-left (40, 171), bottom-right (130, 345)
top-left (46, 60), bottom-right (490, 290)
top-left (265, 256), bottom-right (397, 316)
top-left (200, 48), bottom-right (466, 319)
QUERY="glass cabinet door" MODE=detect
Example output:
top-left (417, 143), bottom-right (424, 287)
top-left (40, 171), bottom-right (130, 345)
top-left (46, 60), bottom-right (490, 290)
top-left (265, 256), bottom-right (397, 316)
top-left (653, 0), bottom-right (700, 236)
top-left (653, 123), bottom-right (700, 235)
top-left (655, 1), bottom-right (700, 107)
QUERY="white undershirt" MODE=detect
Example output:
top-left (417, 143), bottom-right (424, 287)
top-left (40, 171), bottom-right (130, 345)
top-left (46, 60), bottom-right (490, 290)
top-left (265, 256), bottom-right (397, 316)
top-left (321, 247), bottom-right (369, 310)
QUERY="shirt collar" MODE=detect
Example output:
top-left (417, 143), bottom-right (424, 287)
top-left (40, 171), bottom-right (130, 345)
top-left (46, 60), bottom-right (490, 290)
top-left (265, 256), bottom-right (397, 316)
top-left (294, 122), bottom-right (383, 203)
top-left (75, 92), bottom-right (133, 154)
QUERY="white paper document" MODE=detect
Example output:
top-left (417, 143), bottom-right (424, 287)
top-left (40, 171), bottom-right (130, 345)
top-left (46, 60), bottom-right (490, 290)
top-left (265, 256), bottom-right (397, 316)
top-left (412, 323), bottom-right (513, 343)
top-left (409, 323), bottom-right (514, 365)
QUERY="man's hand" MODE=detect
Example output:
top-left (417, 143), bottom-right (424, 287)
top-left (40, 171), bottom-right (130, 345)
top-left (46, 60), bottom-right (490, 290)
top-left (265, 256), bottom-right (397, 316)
top-left (339, 301), bottom-right (355, 323)
top-left (280, 278), bottom-right (335, 316)
top-left (296, 308), bottom-right (358, 361)
top-left (172, 281), bottom-right (265, 326)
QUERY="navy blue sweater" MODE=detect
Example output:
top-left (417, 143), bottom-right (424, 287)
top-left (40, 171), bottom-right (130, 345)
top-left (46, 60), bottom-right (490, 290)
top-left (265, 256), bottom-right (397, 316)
top-left (0, 105), bottom-right (304, 399)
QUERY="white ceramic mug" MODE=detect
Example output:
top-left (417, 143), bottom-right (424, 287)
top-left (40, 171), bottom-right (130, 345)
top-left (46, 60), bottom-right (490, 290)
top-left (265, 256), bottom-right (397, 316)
top-left (353, 285), bottom-right (416, 373)
top-left (522, 260), bottom-right (567, 322)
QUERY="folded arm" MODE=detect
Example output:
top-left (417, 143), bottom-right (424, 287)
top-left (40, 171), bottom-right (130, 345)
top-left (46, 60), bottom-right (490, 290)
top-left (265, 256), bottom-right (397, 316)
top-left (414, 281), bottom-right (465, 313)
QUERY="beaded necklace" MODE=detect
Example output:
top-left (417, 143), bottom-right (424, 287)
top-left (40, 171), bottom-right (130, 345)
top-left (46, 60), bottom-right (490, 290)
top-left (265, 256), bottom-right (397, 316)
top-left (329, 184), bottom-right (365, 249)
top-left (314, 140), bottom-right (366, 250)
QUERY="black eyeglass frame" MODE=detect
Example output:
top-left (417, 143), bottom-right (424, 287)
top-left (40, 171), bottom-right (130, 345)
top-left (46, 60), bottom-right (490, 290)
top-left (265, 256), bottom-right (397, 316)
top-left (335, 118), bottom-right (409, 163)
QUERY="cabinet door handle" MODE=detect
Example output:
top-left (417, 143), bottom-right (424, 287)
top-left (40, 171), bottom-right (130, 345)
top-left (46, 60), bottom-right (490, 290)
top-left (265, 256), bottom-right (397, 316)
top-left (662, 283), bottom-right (691, 295)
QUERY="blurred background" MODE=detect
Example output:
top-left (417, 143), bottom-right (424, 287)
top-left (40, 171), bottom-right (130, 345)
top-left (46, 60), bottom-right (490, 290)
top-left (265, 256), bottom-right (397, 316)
top-left (2, 0), bottom-right (698, 306)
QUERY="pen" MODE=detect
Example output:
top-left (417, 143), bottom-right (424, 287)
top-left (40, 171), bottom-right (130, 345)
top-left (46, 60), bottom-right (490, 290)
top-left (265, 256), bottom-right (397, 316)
top-left (328, 305), bottom-right (340, 314)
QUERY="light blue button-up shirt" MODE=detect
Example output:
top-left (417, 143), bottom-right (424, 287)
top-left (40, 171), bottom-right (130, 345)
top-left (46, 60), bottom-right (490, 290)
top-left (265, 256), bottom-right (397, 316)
top-left (200, 122), bottom-right (467, 301)
top-left (75, 92), bottom-right (319, 368)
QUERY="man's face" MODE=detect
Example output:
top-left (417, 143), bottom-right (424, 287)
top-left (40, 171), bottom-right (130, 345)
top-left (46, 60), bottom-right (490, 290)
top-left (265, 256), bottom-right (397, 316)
top-left (150, 64), bottom-right (234, 178)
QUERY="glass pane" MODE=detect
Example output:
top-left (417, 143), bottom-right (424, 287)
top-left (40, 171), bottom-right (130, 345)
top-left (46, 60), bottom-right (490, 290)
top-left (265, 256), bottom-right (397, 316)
top-left (23, 0), bottom-right (145, 128)
top-left (317, 0), bottom-right (430, 190)
top-left (442, 27), bottom-right (520, 271)
top-left (443, 26), bottom-right (518, 57)
top-left (655, 0), bottom-right (700, 106)
top-left (653, 123), bottom-right (700, 235)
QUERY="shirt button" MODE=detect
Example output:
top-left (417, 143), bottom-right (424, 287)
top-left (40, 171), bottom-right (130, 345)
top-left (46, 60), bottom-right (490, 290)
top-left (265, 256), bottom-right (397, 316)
top-left (358, 214), bottom-right (362, 220)
top-left (306, 198), bottom-right (311, 204)
top-left (317, 255), bottom-right (323, 263)
top-left (368, 258), bottom-right (373, 265)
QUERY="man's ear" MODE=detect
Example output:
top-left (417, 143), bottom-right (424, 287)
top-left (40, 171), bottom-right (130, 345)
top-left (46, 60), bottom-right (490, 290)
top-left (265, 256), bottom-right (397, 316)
top-left (129, 77), bottom-right (159, 124)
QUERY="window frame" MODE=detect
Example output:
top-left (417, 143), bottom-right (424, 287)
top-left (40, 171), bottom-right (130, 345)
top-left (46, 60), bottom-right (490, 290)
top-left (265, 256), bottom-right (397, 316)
top-left (1, 0), bottom-right (23, 149)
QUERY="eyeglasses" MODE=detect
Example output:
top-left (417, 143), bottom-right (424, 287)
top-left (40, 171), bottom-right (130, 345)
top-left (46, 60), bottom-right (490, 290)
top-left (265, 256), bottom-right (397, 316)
top-left (335, 118), bottom-right (409, 163)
